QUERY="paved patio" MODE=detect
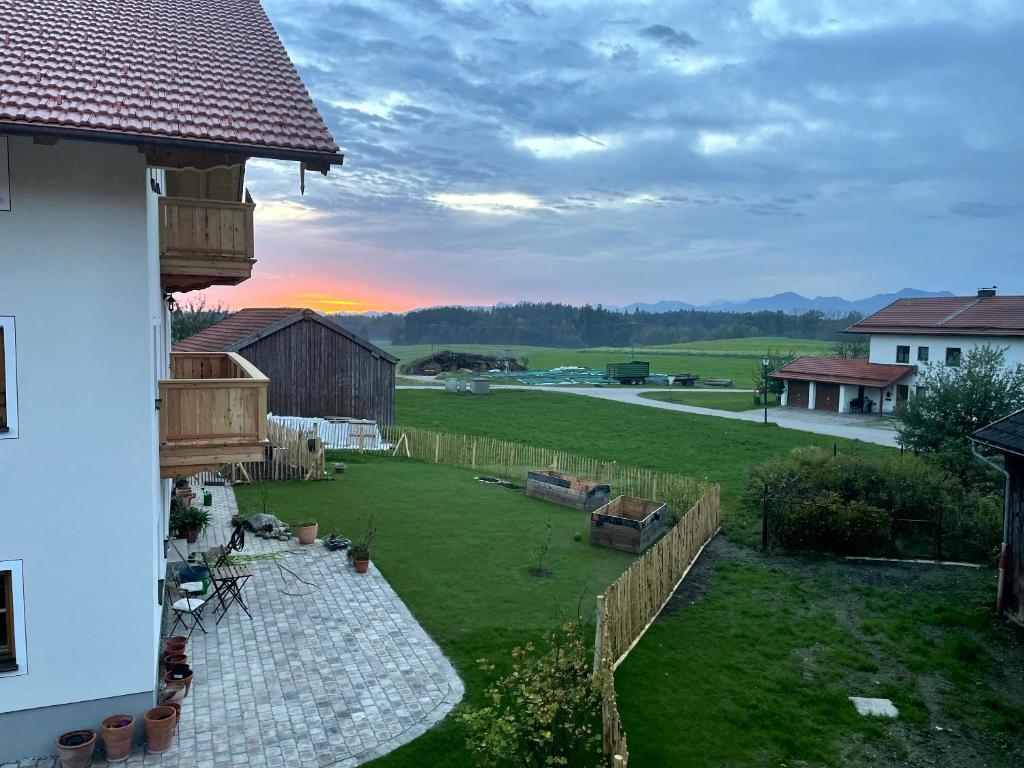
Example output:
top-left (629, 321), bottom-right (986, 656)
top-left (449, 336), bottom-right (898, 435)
top-left (7, 484), bottom-right (463, 768)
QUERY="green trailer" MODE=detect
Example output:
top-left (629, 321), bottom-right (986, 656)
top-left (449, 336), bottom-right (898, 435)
top-left (606, 360), bottom-right (650, 384)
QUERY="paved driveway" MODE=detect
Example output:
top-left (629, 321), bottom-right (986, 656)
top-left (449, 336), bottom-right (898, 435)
top-left (398, 384), bottom-right (900, 447)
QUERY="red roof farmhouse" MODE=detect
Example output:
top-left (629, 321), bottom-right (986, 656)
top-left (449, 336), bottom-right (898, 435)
top-left (771, 289), bottom-right (1024, 414)
top-left (0, 0), bottom-right (339, 759)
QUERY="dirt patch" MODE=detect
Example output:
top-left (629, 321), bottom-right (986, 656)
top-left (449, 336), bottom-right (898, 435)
top-left (658, 534), bottom-right (756, 617)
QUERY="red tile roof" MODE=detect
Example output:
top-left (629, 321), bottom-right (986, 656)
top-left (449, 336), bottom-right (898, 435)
top-left (846, 296), bottom-right (1024, 336)
top-left (769, 357), bottom-right (914, 388)
top-left (0, 0), bottom-right (341, 166)
top-left (173, 308), bottom-right (398, 363)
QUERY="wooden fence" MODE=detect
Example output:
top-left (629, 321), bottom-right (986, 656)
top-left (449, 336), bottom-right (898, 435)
top-left (593, 485), bottom-right (721, 765)
top-left (189, 419), bottom-right (325, 485)
top-left (380, 424), bottom-right (709, 518)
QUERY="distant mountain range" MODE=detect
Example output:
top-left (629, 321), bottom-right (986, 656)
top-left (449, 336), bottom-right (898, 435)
top-left (615, 288), bottom-right (954, 316)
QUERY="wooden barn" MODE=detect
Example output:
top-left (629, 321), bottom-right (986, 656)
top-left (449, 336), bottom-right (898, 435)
top-left (174, 308), bottom-right (397, 424)
top-left (971, 409), bottom-right (1024, 626)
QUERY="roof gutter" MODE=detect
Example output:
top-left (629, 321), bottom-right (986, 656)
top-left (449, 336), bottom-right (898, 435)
top-left (970, 442), bottom-right (1011, 616)
top-left (0, 121), bottom-right (344, 172)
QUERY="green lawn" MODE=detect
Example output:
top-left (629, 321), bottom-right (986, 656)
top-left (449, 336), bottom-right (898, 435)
top-left (639, 390), bottom-right (781, 412)
top-left (380, 338), bottom-right (828, 386)
top-left (394, 389), bottom-right (891, 546)
top-left (234, 457), bottom-right (634, 768)
top-left (616, 540), bottom-right (1023, 767)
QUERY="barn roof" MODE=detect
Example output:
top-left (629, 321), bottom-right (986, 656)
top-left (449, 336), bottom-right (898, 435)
top-left (769, 356), bottom-right (914, 388)
top-left (846, 295), bottom-right (1024, 337)
top-left (173, 308), bottom-right (398, 363)
top-left (0, 0), bottom-right (341, 170)
top-left (971, 409), bottom-right (1024, 458)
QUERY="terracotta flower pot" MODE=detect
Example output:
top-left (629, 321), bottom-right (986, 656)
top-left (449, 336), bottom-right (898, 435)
top-left (185, 528), bottom-right (200, 544)
top-left (100, 714), bottom-right (135, 763)
top-left (163, 636), bottom-right (187, 652)
top-left (164, 669), bottom-right (193, 696)
top-left (296, 522), bottom-right (318, 545)
top-left (56, 728), bottom-right (96, 768)
top-left (165, 702), bottom-right (182, 731)
top-left (163, 653), bottom-right (188, 672)
top-left (354, 559), bottom-right (369, 574)
top-left (162, 681), bottom-right (188, 703)
top-left (144, 706), bottom-right (177, 753)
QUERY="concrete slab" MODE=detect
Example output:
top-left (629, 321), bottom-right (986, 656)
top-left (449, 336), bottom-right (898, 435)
top-left (849, 696), bottom-right (900, 718)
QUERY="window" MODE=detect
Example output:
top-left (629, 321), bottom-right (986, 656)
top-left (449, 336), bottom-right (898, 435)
top-left (896, 345), bottom-right (910, 364)
top-left (916, 385), bottom-right (929, 397)
top-left (0, 317), bottom-right (17, 438)
top-left (946, 347), bottom-right (962, 367)
top-left (917, 346), bottom-right (929, 362)
top-left (0, 562), bottom-right (25, 675)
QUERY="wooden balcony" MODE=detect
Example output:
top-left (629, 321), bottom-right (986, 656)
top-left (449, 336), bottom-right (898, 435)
top-left (159, 196), bottom-right (256, 292)
top-left (159, 352), bottom-right (269, 478)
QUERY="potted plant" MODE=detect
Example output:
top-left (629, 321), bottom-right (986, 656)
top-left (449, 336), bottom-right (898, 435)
top-left (144, 706), bottom-right (177, 753)
top-left (351, 519), bottom-right (377, 574)
top-left (56, 728), bottom-right (96, 768)
top-left (296, 520), bottom-right (319, 545)
top-left (177, 506), bottom-right (210, 544)
top-left (164, 664), bottom-right (194, 696)
top-left (100, 714), bottom-right (135, 762)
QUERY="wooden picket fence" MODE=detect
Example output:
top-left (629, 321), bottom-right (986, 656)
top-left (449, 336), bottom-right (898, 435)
top-left (189, 420), bottom-right (326, 485)
top-left (593, 485), bottom-right (721, 766)
top-left (380, 424), bottom-right (709, 518)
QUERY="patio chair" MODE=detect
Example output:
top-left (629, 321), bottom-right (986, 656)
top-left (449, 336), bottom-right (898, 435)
top-left (167, 575), bottom-right (207, 638)
top-left (204, 523), bottom-right (254, 624)
top-left (205, 523), bottom-right (246, 569)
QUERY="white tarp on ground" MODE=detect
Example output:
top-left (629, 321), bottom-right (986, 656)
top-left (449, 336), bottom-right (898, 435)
top-left (269, 414), bottom-right (387, 450)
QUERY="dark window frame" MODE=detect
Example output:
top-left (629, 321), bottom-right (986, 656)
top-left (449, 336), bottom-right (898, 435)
top-left (917, 346), bottom-right (929, 362)
top-left (946, 347), bottom-right (962, 367)
top-left (0, 569), bottom-right (16, 672)
top-left (896, 345), bottom-right (910, 364)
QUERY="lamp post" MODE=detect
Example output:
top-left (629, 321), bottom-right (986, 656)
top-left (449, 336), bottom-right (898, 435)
top-left (762, 356), bottom-right (771, 424)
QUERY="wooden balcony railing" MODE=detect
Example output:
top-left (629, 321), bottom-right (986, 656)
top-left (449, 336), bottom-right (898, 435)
top-left (159, 352), bottom-right (269, 478)
top-left (159, 196), bottom-right (256, 292)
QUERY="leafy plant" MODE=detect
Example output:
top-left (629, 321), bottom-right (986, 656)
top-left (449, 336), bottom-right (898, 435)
top-left (351, 517), bottom-right (377, 561)
top-left (175, 506), bottom-right (210, 536)
top-left (459, 620), bottom-right (604, 768)
top-left (750, 350), bottom-right (797, 397)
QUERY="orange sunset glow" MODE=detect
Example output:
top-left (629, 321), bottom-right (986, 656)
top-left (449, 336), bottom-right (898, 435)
top-left (194, 277), bottom-right (434, 314)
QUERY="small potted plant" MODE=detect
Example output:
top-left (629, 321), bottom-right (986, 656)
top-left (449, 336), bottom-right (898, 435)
top-left (56, 728), bottom-right (96, 768)
top-left (296, 520), bottom-right (319, 545)
top-left (351, 519), bottom-right (377, 574)
top-left (177, 506), bottom-right (210, 544)
top-left (100, 714), bottom-right (135, 762)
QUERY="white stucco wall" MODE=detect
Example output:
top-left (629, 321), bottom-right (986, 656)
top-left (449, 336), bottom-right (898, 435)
top-left (0, 137), bottom-right (163, 713)
top-left (869, 333), bottom-right (1024, 385)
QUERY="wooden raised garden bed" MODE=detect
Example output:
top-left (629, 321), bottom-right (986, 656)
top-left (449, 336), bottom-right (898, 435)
top-left (526, 470), bottom-right (611, 512)
top-left (589, 496), bottom-right (666, 553)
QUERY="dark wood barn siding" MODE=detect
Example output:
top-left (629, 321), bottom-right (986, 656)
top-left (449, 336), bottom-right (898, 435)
top-left (238, 318), bottom-right (395, 424)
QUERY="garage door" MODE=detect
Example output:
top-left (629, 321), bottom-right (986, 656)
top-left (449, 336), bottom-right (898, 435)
top-left (787, 380), bottom-right (809, 408)
top-left (815, 382), bottom-right (840, 412)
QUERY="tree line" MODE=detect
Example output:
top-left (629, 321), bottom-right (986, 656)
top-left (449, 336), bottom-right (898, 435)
top-left (333, 303), bottom-right (863, 347)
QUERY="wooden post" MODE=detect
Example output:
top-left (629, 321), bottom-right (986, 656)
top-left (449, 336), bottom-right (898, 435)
top-left (471, 440), bottom-right (477, 469)
top-left (434, 433), bottom-right (441, 464)
top-left (593, 594), bottom-right (605, 673)
top-left (613, 755), bottom-right (625, 767)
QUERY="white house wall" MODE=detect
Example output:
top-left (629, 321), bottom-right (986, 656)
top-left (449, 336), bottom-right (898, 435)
top-left (0, 137), bottom-right (162, 755)
top-left (869, 334), bottom-right (1024, 385)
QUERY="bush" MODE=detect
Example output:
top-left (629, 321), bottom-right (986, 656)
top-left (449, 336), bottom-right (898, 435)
top-left (745, 448), bottom-right (1001, 560)
top-left (458, 621), bottom-right (603, 768)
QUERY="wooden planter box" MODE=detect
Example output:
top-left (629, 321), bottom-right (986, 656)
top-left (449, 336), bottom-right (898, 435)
top-left (589, 496), bottom-right (667, 553)
top-left (526, 471), bottom-right (611, 512)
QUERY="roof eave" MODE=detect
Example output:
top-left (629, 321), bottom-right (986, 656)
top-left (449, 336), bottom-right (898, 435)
top-left (0, 121), bottom-right (344, 172)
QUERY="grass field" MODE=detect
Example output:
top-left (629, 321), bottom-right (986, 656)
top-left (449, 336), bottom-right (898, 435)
top-left (380, 337), bottom-right (832, 387)
top-left (393, 389), bottom-right (890, 544)
top-left (234, 457), bottom-right (633, 768)
top-left (639, 390), bottom-right (781, 412)
top-left (236, 391), bottom-right (1020, 768)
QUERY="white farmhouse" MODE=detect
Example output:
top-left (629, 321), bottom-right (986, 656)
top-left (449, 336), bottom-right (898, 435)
top-left (0, 0), bottom-right (340, 759)
top-left (771, 288), bottom-right (1024, 414)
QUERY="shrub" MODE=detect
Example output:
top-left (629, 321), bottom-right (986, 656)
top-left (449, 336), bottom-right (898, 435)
top-left (745, 448), bottom-right (1001, 560)
top-left (458, 621), bottom-right (603, 768)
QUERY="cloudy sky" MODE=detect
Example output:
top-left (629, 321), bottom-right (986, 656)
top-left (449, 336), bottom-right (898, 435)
top-left (207, 0), bottom-right (1024, 313)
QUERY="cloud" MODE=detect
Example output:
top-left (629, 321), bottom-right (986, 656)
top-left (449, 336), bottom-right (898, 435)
top-left (949, 201), bottom-right (1019, 218)
top-left (431, 192), bottom-right (543, 214)
top-left (637, 24), bottom-right (699, 50)
top-left (513, 133), bottom-right (614, 159)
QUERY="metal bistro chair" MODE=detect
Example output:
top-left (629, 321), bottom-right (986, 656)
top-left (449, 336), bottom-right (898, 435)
top-left (204, 524), bottom-right (254, 624)
top-left (167, 573), bottom-right (207, 639)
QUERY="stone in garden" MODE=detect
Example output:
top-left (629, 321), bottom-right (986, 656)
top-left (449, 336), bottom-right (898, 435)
top-left (849, 697), bottom-right (899, 718)
top-left (247, 512), bottom-right (286, 531)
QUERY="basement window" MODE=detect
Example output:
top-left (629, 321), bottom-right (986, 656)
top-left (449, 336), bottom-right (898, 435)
top-left (945, 347), bottom-right (962, 367)
top-left (896, 345), bottom-right (910, 364)
top-left (0, 561), bottom-right (25, 675)
top-left (0, 317), bottom-right (17, 439)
